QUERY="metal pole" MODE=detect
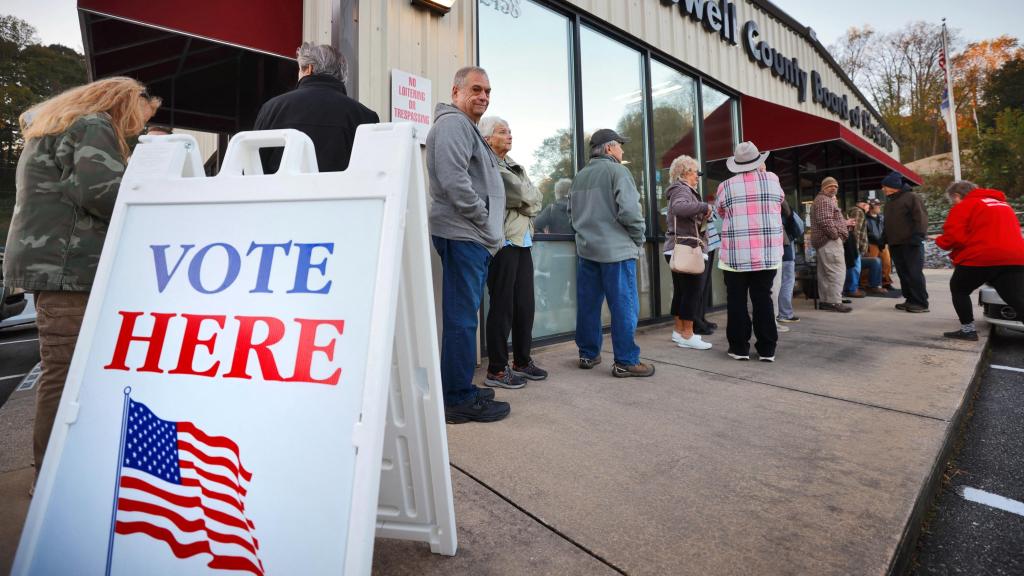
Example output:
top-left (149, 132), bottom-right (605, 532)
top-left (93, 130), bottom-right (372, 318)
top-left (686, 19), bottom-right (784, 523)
top-left (942, 19), bottom-right (962, 180)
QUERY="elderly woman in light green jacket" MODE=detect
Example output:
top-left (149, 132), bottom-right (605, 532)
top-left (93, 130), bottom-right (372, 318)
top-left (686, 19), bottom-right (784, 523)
top-left (479, 116), bottom-right (548, 388)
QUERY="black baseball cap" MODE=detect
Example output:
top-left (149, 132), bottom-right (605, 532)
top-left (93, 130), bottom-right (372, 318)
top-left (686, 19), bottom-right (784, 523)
top-left (589, 128), bottom-right (630, 149)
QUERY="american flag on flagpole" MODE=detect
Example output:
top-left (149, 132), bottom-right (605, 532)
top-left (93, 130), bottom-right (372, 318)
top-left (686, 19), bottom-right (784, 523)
top-left (111, 399), bottom-right (264, 575)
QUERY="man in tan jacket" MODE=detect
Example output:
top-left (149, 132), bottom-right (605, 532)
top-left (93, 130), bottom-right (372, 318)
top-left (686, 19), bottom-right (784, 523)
top-left (811, 177), bottom-right (854, 312)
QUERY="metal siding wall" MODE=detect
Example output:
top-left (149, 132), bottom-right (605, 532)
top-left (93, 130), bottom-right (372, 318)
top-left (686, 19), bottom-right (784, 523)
top-left (358, 0), bottom-right (476, 120)
top-left (561, 0), bottom-right (900, 161)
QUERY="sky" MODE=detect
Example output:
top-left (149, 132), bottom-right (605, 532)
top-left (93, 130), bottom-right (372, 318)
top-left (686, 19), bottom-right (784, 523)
top-left (4, 0), bottom-right (1024, 54)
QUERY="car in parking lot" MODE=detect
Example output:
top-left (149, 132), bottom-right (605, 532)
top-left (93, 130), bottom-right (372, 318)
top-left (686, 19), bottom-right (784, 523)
top-left (1, 246), bottom-right (36, 330)
top-left (979, 285), bottom-right (1023, 333)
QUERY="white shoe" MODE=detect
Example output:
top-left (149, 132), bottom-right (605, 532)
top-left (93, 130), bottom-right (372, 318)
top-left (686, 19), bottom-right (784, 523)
top-left (677, 334), bottom-right (712, 350)
top-left (672, 331), bottom-right (684, 344)
top-left (776, 322), bottom-right (790, 333)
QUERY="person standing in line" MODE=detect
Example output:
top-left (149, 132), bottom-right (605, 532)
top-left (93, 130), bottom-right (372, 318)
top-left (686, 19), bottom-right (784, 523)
top-left (843, 201), bottom-right (869, 299)
top-left (714, 142), bottom-right (785, 362)
top-left (810, 177), bottom-right (853, 313)
top-left (570, 128), bottom-right (655, 377)
top-left (776, 199), bottom-right (804, 324)
top-left (427, 67), bottom-right (509, 423)
top-left (3, 77), bottom-right (158, 480)
top-left (880, 171), bottom-right (930, 313)
top-left (863, 198), bottom-right (895, 291)
top-left (663, 155), bottom-right (713, 350)
top-left (479, 116), bottom-right (548, 387)
top-left (253, 43), bottom-right (379, 173)
top-left (936, 180), bottom-right (1024, 340)
top-left (693, 189), bottom-right (721, 335)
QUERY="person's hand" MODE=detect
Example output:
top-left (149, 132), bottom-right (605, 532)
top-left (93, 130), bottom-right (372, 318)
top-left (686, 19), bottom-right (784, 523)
top-left (705, 205), bottom-right (713, 219)
top-left (846, 218), bottom-right (856, 227)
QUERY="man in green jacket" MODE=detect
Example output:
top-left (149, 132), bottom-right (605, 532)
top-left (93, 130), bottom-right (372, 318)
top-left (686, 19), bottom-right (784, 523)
top-left (569, 129), bottom-right (654, 378)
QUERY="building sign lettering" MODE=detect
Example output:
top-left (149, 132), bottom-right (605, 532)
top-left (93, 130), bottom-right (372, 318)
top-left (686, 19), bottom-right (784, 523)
top-left (660, 0), bottom-right (894, 152)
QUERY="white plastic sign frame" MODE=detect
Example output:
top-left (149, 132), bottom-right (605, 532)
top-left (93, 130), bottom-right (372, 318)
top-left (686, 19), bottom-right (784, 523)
top-left (13, 124), bottom-right (455, 575)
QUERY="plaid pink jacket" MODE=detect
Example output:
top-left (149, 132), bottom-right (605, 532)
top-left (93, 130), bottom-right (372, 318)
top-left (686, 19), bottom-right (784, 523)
top-left (714, 171), bottom-right (785, 272)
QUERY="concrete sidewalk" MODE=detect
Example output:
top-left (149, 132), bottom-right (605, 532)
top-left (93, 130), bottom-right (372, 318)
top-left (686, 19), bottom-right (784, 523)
top-left (1, 270), bottom-right (988, 575)
top-left (373, 269), bottom-right (986, 575)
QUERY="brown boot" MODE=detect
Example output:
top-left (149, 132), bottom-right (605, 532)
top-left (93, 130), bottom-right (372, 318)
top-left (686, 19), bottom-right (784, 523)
top-left (612, 362), bottom-right (656, 378)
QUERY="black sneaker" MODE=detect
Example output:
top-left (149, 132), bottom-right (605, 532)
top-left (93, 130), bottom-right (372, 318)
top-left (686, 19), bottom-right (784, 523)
top-left (905, 303), bottom-right (930, 313)
top-left (727, 351), bottom-right (750, 361)
top-left (445, 397), bottom-right (510, 424)
top-left (693, 323), bottom-right (715, 336)
top-left (776, 315), bottom-right (800, 323)
top-left (578, 356), bottom-right (602, 369)
top-left (484, 367), bottom-right (527, 389)
top-left (512, 361), bottom-right (548, 381)
top-left (612, 362), bottom-right (655, 378)
top-left (476, 387), bottom-right (495, 400)
top-left (895, 302), bottom-right (909, 310)
top-left (704, 321), bottom-right (719, 330)
top-left (943, 329), bottom-right (978, 341)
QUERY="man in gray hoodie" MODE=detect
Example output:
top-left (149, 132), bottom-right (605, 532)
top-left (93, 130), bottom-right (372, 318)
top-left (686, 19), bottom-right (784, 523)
top-left (570, 129), bottom-right (655, 378)
top-left (427, 66), bottom-right (510, 423)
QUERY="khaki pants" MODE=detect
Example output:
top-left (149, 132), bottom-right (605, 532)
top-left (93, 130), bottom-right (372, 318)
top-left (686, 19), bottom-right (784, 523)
top-left (34, 291), bottom-right (89, 477)
top-left (862, 244), bottom-right (893, 287)
top-left (816, 239), bottom-right (846, 305)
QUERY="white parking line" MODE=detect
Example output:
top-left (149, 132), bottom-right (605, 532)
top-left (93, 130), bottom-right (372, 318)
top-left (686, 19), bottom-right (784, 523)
top-left (991, 365), bottom-right (1024, 374)
top-left (0, 338), bottom-right (39, 347)
top-left (959, 486), bottom-right (1024, 517)
top-left (0, 373), bottom-right (28, 382)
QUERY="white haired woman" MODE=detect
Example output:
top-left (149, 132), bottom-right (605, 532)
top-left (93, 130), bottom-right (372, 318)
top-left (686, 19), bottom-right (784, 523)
top-left (663, 155), bottom-right (713, 350)
top-left (479, 116), bottom-right (548, 387)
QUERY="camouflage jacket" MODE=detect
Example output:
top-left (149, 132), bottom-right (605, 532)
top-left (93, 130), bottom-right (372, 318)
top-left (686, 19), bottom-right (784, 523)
top-left (3, 113), bottom-right (125, 292)
top-left (846, 206), bottom-right (869, 256)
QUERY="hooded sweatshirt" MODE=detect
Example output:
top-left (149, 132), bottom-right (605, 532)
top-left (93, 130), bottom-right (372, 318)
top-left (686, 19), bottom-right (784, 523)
top-left (935, 188), bottom-right (1024, 267)
top-left (426, 103), bottom-right (505, 254)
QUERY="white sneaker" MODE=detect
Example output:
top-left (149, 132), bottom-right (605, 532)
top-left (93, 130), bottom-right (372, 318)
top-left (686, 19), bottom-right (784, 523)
top-left (776, 322), bottom-right (790, 333)
top-left (677, 334), bottom-right (712, 350)
top-left (672, 331), bottom-right (684, 344)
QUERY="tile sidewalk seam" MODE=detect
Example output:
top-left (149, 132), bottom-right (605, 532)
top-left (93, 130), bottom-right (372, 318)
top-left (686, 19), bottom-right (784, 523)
top-left (639, 355), bottom-right (952, 423)
top-left (449, 463), bottom-right (630, 576)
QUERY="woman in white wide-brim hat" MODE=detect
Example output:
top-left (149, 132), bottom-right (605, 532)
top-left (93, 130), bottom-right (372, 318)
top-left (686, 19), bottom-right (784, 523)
top-left (713, 141), bottom-right (785, 362)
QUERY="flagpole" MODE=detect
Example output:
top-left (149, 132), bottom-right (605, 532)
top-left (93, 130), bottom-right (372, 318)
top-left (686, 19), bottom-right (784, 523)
top-left (105, 387), bottom-right (132, 576)
top-left (942, 18), bottom-right (962, 180)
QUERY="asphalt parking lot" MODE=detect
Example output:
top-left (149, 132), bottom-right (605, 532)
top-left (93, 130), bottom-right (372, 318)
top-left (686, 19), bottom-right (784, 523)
top-left (912, 326), bottom-right (1024, 575)
top-left (0, 325), bottom-right (39, 410)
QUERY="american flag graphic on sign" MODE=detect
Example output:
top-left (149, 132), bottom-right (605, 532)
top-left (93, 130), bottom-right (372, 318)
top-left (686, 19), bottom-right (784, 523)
top-left (112, 399), bottom-right (264, 575)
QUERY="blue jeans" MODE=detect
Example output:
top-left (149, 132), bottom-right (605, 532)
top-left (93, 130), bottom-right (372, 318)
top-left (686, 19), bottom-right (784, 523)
top-left (575, 257), bottom-right (640, 366)
top-left (847, 254), bottom-right (882, 291)
top-left (432, 236), bottom-right (491, 406)
top-left (777, 260), bottom-right (795, 319)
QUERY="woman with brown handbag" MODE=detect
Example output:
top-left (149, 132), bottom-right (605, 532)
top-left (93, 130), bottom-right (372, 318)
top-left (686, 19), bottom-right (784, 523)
top-left (663, 155), bottom-right (713, 350)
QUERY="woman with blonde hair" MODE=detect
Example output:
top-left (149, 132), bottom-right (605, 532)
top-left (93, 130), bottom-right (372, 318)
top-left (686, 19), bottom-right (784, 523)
top-left (3, 76), bottom-right (158, 481)
top-left (663, 154), bottom-right (714, 350)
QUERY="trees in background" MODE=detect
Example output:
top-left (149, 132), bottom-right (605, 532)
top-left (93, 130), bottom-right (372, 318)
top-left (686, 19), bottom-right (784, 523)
top-left (831, 24), bottom-right (1023, 197)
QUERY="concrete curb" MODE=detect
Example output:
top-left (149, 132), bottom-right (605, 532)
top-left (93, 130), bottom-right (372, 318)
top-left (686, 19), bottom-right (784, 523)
top-left (886, 328), bottom-right (992, 576)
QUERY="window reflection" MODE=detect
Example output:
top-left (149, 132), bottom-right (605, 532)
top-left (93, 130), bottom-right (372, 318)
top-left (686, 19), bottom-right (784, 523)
top-left (479, 0), bottom-right (575, 218)
top-left (650, 60), bottom-right (698, 239)
top-left (580, 26), bottom-right (649, 206)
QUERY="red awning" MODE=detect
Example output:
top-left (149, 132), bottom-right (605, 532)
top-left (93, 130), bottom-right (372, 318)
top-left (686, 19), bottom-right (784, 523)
top-left (740, 95), bottom-right (922, 185)
top-left (78, 0), bottom-right (302, 59)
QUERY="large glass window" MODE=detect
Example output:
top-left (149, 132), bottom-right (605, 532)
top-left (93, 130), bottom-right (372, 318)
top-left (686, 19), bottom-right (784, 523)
top-left (479, 0), bottom-right (575, 211)
top-left (699, 84), bottom-right (738, 308)
top-left (579, 26), bottom-right (649, 204)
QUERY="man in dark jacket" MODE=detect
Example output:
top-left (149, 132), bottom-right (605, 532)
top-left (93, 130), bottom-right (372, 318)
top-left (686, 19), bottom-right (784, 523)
top-left (880, 171), bottom-right (929, 312)
top-left (253, 43), bottom-right (378, 173)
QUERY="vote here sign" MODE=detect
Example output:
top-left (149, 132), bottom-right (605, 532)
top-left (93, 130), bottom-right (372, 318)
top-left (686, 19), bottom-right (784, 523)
top-left (15, 128), bottom-right (411, 575)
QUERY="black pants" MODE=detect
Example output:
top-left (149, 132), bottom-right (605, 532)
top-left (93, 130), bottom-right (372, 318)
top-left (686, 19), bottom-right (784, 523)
top-left (890, 243), bottom-right (929, 307)
top-left (723, 269), bottom-right (778, 357)
top-left (950, 265), bottom-right (1024, 325)
top-left (486, 245), bottom-right (535, 373)
top-left (695, 253), bottom-right (715, 324)
top-left (664, 254), bottom-right (706, 321)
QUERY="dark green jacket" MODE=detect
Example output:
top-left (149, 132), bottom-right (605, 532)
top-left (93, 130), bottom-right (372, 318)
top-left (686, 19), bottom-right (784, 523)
top-left (4, 113), bottom-right (126, 291)
top-left (882, 188), bottom-right (928, 246)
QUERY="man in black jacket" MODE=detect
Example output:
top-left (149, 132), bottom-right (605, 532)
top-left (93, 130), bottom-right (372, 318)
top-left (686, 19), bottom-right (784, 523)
top-left (254, 43), bottom-right (379, 173)
top-left (880, 171), bottom-right (929, 313)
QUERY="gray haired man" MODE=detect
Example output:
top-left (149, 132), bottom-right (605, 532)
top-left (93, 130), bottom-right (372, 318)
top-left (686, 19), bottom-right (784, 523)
top-left (254, 42), bottom-right (378, 172)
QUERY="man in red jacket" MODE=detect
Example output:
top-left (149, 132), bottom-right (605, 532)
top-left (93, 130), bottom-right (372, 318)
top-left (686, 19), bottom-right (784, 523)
top-left (935, 180), bottom-right (1024, 340)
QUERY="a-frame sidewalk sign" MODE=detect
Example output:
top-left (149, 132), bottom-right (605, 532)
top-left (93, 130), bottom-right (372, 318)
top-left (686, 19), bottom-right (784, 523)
top-left (13, 124), bottom-right (457, 575)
